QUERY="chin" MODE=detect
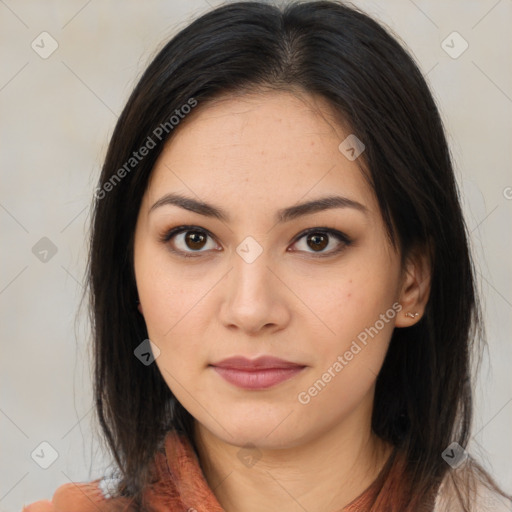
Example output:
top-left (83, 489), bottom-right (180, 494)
top-left (196, 409), bottom-right (311, 451)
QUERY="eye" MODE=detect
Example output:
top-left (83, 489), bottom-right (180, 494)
top-left (290, 228), bottom-right (351, 257)
top-left (159, 225), bottom-right (351, 259)
top-left (159, 225), bottom-right (219, 258)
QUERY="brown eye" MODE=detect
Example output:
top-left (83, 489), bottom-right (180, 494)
top-left (306, 233), bottom-right (329, 252)
top-left (160, 225), bottom-right (351, 259)
top-left (161, 226), bottom-right (219, 258)
top-left (291, 228), bottom-right (351, 257)
top-left (184, 231), bottom-right (208, 250)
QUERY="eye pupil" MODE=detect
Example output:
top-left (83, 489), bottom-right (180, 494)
top-left (186, 231), bottom-right (207, 250)
top-left (308, 233), bottom-right (328, 251)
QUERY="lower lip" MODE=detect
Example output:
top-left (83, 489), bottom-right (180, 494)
top-left (211, 366), bottom-right (305, 390)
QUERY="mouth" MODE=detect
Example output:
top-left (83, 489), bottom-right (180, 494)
top-left (209, 355), bottom-right (306, 390)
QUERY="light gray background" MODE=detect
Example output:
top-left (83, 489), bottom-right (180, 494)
top-left (1, 0), bottom-right (511, 510)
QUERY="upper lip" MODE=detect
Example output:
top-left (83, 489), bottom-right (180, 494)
top-left (210, 356), bottom-right (305, 370)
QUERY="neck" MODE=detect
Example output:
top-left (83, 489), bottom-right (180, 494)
top-left (193, 404), bottom-right (393, 512)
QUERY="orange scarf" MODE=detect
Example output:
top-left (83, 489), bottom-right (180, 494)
top-left (24, 430), bottom-right (384, 511)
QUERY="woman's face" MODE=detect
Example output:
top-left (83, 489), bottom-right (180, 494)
top-left (133, 90), bottom-right (412, 450)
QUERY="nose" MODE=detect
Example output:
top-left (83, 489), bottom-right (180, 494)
top-left (218, 246), bottom-right (291, 336)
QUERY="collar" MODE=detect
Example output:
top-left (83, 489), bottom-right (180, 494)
top-left (141, 430), bottom-right (385, 512)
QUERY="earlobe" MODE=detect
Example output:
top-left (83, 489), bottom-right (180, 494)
top-left (395, 247), bottom-right (431, 328)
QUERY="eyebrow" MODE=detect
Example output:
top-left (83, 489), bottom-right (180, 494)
top-left (149, 192), bottom-right (367, 224)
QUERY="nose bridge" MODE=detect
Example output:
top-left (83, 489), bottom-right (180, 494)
top-left (220, 236), bottom-right (285, 332)
top-left (231, 237), bottom-right (274, 301)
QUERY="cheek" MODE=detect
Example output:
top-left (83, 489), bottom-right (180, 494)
top-left (293, 264), bottom-right (399, 383)
top-left (135, 246), bottom-right (212, 343)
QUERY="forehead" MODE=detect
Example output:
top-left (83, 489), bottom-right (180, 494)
top-left (144, 90), bottom-right (377, 217)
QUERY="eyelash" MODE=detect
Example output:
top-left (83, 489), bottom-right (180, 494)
top-left (158, 225), bottom-right (352, 259)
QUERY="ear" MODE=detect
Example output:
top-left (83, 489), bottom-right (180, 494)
top-left (395, 245), bottom-right (431, 328)
top-left (137, 301), bottom-right (143, 314)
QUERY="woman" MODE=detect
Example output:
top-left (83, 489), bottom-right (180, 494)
top-left (24, 1), bottom-right (512, 511)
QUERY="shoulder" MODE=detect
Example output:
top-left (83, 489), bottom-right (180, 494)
top-left (434, 460), bottom-right (512, 512)
top-left (23, 477), bottom-right (135, 512)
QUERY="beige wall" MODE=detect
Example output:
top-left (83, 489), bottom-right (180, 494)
top-left (1, 1), bottom-right (511, 509)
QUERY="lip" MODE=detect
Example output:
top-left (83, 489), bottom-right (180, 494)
top-left (210, 356), bottom-right (306, 390)
top-left (211, 355), bottom-right (304, 370)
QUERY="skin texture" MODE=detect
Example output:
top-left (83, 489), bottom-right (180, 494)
top-left (133, 90), bottom-right (430, 512)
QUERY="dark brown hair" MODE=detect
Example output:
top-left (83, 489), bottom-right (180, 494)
top-left (82, 1), bottom-right (511, 510)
